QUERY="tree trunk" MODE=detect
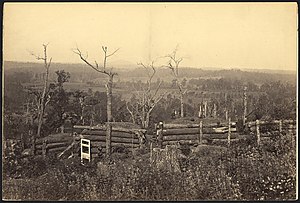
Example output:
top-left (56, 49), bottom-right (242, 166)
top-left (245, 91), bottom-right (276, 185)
top-left (142, 93), bottom-right (146, 128)
top-left (37, 67), bottom-right (49, 138)
top-left (145, 111), bottom-right (150, 129)
top-left (105, 75), bottom-right (114, 156)
top-left (180, 93), bottom-right (184, 118)
top-left (106, 75), bottom-right (113, 122)
top-left (213, 103), bottom-right (217, 118)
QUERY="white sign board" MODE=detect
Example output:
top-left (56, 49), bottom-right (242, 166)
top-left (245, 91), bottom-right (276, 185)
top-left (81, 138), bottom-right (91, 163)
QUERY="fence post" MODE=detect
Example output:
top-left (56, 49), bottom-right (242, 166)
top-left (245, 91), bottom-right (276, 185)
top-left (256, 119), bottom-right (260, 146)
top-left (157, 122), bottom-right (163, 148)
top-left (288, 124), bottom-right (294, 135)
top-left (42, 139), bottom-right (47, 158)
top-left (204, 101), bottom-right (207, 118)
top-left (106, 122), bottom-right (112, 157)
top-left (228, 118), bottom-right (231, 147)
top-left (213, 103), bottom-right (217, 118)
top-left (32, 136), bottom-right (36, 156)
top-left (199, 120), bottom-right (203, 145)
top-left (150, 142), bottom-right (153, 164)
top-left (198, 104), bottom-right (202, 118)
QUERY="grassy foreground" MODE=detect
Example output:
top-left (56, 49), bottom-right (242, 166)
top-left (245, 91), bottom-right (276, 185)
top-left (2, 134), bottom-right (296, 201)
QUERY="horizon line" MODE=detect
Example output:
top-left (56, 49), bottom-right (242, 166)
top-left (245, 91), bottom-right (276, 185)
top-left (3, 60), bottom-right (297, 72)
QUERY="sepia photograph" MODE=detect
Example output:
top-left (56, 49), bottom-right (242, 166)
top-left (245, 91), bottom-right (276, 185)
top-left (2, 2), bottom-right (298, 201)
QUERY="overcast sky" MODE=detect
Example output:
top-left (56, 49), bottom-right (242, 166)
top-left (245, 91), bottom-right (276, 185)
top-left (3, 3), bottom-right (297, 70)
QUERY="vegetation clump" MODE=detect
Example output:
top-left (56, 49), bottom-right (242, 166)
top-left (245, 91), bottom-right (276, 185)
top-left (3, 132), bottom-right (296, 201)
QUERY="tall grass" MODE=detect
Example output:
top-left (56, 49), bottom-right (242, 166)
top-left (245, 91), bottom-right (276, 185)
top-left (2, 133), bottom-right (296, 200)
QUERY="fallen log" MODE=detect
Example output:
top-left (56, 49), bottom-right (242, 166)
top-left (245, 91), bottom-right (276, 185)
top-left (161, 133), bottom-right (238, 143)
top-left (163, 128), bottom-right (230, 135)
top-left (73, 125), bottom-right (146, 134)
top-left (163, 123), bottom-right (200, 129)
top-left (36, 142), bottom-right (69, 150)
top-left (81, 129), bottom-right (106, 136)
top-left (163, 134), bottom-right (198, 141)
top-left (203, 133), bottom-right (237, 139)
top-left (79, 130), bottom-right (139, 139)
top-left (58, 141), bottom-right (78, 158)
top-left (36, 136), bottom-right (73, 145)
top-left (163, 128), bottom-right (199, 135)
top-left (90, 141), bottom-right (139, 148)
top-left (163, 122), bottom-right (236, 129)
top-left (77, 135), bottom-right (139, 144)
top-left (162, 140), bottom-right (197, 146)
top-left (89, 143), bottom-right (139, 152)
top-left (247, 119), bottom-right (296, 127)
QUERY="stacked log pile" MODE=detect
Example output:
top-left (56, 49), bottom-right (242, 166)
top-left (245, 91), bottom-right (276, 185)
top-left (35, 133), bottom-right (74, 155)
top-left (73, 125), bottom-right (146, 157)
top-left (158, 121), bottom-right (237, 147)
top-left (34, 124), bottom-right (146, 159)
top-left (157, 119), bottom-right (296, 147)
top-left (247, 120), bottom-right (296, 136)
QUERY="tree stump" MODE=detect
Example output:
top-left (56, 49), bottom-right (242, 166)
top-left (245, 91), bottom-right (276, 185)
top-left (151, 145), bottom-right (181, 172)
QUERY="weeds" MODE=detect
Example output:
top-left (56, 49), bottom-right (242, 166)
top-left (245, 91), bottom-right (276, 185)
top-left (2, 133), bottom-right (297, 200)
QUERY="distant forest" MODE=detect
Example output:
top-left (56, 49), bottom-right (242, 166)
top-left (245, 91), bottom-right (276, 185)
top-left (4, 61), bottom-right (296, 85)
top-left (3, 61), bottom-right (296, 140)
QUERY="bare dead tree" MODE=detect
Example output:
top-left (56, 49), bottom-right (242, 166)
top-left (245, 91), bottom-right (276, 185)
top-left (28, 44), bottom-right (52, 155)
top-left (165, 47), bottom-right (187, 118)
top-left (73, 45), bottom-right (119, 155)
top-left (30, 44), bottom-right (52, 139)
top-left (127, 61), bottom-right (166, 129)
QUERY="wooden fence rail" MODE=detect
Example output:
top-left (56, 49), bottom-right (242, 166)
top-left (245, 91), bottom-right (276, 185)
top-left (34, 125), bottom-right (146, 159)
top-left (156, 119), bottom-right (296, 148)
top-left (157, 119), bottom-right (237, 147)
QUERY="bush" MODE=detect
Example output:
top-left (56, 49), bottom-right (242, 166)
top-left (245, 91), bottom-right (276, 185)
top-left (224, 134), bottom-right (296, 200)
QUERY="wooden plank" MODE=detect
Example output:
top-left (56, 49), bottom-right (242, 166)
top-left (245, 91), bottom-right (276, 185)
top-left (247, 119), bottom-right (295, 127)
top-left (203, 133), bottom-right (237, 139)
top-left (162, 140), bottom-right (197, 146)
top-left (162, 133), bottom-right (238, 141)
top-left (91, 141), bottom-right (139, 147)
top-left (163, 127), bottom-right (231, 135)
top-left (81, 129), bottom-right (106, 136)
top-left (79, 135), bottom-right (139, 144)
top-left (90, 142), bottom-right (139, 150)
top-left (163, 123), bottom-right (200, 129)
top-left (79, 130), bottom-right (140, 139)
top-left (163, 122), bottom-right (236, 129)
top-left (163, 134), bottom-right (198, 141)
top-left (163, 128), bottom-right (200, 135)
